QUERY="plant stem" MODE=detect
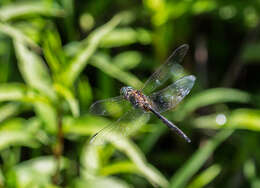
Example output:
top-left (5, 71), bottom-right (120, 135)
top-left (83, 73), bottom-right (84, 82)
top-left (52, 109), bottom-right (64, 185)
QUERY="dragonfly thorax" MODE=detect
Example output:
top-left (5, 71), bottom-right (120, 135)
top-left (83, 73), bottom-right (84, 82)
top-left (121, 86), bottom-right (151, 112)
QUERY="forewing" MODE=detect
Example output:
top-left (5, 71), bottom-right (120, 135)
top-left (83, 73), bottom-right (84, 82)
top-left (149, 75), bottom-right (196, 113)
top-left (89, 96), bottom-right (131, 116)
top-left (90, 108), bottom-right (150, 146)
top-left (141, 44), bottom-right (189, 95)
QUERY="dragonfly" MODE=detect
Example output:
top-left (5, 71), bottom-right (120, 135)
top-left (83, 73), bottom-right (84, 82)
top-left (89, 44), bottom-right (196, 145)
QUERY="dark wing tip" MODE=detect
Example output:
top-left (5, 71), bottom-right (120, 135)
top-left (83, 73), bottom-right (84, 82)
top-left (88, 102), bottom-right (99, 115)
top-left (167, 44), bottom-right (189, 63)
top-left (176, 44), bottom-right (189, 55)
top-left (179, 44), bottom-right (189, 50)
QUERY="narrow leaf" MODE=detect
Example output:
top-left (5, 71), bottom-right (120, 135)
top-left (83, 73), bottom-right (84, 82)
top-left (170, 129), bottom-right (233, 188)
top-left (175, 88), bottom-right (251, 121)
top-left (0, 83), bottom-right (27, 102)
top-left (0, 102), bottom-right (23, 123)
top-left (187, 164), bottom-right (221, 188)
top-left (193, 109), bottom-right (260, 131)
top-left (113, 51), bottom-right (142, 70)
top-left (61, 13), bottom-right (123, 86)
top-left (54, 83), bottom-right (79, 117)
top-left (0, 23), bottom-right (40, 51)
top-left (0, 2), bottom-right (64, 21)
top-left (91, 53), bottom-right (143, 89)
top-left (14, 41), bottom-right (57, 102)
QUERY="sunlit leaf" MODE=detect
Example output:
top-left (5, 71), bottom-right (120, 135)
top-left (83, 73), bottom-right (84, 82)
top-left (100, 161), bottom-right (139, 176)
top-left (0, 103), bottom-right (23, 123)
top-left (170, 129), bottom-right (233, 188)
top-left (0, 1), bottom-right (65, 21)
top-left (91, 53), bottom-right (143, 89)
top-left (0, 22), bottom-right (40, 51)
top-left (43, 28), bottom-right (66, 73)
top-left (193, 109), bottom-right (260, 131)
top-left (192, 0), bottom-right (217, 15)
top-left (99, 28), bottom-right (150, 47)
top-left (54, 83), bottom-right (79, 117)
top-left (113, 51), bottom-right (142, 70)
top-left (63, 115), bottom-right (111, 136)
top-left (0, 118), bottom-right (39, 151)
top-left (77, 76), bottom-right (93, 110)
top-left (228, 109), bottom-right (260, 131)
top-left (73, 177), bottom-right (131, 188)
top-left (0, 130), bottom-right (38, 151)
top-left (6, 156), bottom-right (68, 187)
top-left (103, 132), bottom-right (169, 187)
top-left (175, 88), bottom-right (251, 121)
top-left (14, 41), bottom-right (57, 102)
top-left (0, 83), bottom-right (27, 102)
top-left (187, 164), bottom-right (221, 188)
top-left (34, 102), bottom-right (57, 133)
top-left (60, 13), bottom-right (123, 86)
top-left (66, 115), bottom-right (168, 187)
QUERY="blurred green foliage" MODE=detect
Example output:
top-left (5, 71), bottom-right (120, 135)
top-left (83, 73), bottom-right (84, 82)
top-left (0, 0), bottom-right (260, 187)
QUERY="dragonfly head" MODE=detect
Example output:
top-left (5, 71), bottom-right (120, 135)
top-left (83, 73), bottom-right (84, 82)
top-left (120, 86), bottom-right (134, 98)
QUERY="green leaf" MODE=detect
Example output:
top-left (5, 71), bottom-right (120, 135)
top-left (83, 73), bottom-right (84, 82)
top-left (228, 109), bottom-right (260, 131)
top-left (67, 115), bottom-right (168, 187)
top-left (193, 109), bottom-right (260, 131)
top-left (42, 28), bottom-right (66, 74)
top-left (0, 1), bottom-right (65, 21)
top-left (14, 41), bottom-right (57, 102)
top-left (170, 129), bottom-right (233, 188)
top-left (104, 136), bottom-right (169, 187)
top-left (63, 115), bottom-right (110, 135)
top-left (61, 13), bottom-right (123, 86)
top-left (100, 28), bottom-right (152, 48)
top-left (72, 177), bottom-right (131, 188)
top-left (113, 51), bottom-right (142, 70)
top-left (100, 28), bottom-right (137, 48)
top-left (192, 0), bottom-right (217, 15)
top-left (187, 164), bottom-right (221, 188)
top-left (6, 156), bottom-right (68, 188)
top-left (34, 102), bottom-right (57, 133)
top-left (91, 53), bottom-right (143, 89)
top-left (77, 76), bottom-right (93, 110)
top-left (0, 83), bottom-right (27, 102)
top-left (0, 130), bottom-right (35, 150)
top-left (100, 161), bottom-right (139, 176)
top-left (54, 83), bottom-right (79, 117)
top-left (0, 118), bottom-right (39, 151)
top-left (0, 22), bottom-right (40, 51)
top-left (0, 102), bottom-right (23, 123)
top-left (175, 88), bottom-right (251, 121)
top-left (244, 159), bottom-right (256, 180)
top-left (0, 168), bottom-right (4, 187)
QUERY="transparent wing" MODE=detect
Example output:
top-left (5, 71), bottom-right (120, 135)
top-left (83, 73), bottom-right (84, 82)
top-left (149, 75), bottom-right (196, 113)
top-left (89, 96), bottom-right (131, 116)
top-left (90, 108), bottom-right (150, 146)
top-left (141, 44), bottom-right (189, 95)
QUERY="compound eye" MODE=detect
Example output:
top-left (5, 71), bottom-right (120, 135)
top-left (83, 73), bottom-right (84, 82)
top-left (127, 87), bottom-right (133, 92)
